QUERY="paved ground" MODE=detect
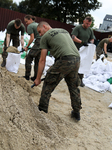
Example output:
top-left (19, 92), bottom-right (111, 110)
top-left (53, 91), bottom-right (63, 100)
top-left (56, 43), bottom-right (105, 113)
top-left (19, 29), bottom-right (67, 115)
top-left (108, 52), bottom-right (112, 58)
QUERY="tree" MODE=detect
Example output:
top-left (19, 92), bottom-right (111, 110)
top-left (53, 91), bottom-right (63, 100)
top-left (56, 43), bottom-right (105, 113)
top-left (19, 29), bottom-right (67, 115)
top-left (0, 0), bottom-right (18, 11)
top-left (18, 0), bottom-right (102, 24)
top-left (18, 0), bottom-right (43, 16)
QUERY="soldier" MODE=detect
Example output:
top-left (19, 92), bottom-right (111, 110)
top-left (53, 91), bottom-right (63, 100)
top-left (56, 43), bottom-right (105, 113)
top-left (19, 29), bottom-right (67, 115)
top-left (24, 15), bottom-right (41, 81)
top-left (96, 37), bottom-right (112, 60)
top-left (71, 16), bottom-right (94, 87)
top-left (34, 21), bottom-right (82, 121)
top-left (1, 18), bottom-right (25, 67)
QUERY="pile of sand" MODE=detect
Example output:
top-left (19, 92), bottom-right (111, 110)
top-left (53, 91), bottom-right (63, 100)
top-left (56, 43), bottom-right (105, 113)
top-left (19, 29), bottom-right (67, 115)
top-left (0, 54), bottom-right (112, 150)
top-left (0, 67), bottom-right (72, 150)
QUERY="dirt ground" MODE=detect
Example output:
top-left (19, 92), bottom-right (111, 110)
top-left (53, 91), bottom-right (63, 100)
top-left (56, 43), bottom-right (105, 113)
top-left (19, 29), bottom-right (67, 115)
top-left (0, 53), bottom-right (112, 150)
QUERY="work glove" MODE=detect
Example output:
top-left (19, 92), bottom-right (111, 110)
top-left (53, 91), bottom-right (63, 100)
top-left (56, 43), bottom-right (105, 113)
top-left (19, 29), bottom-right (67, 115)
top-left (4, 46), bottom-right (8, 51)
top-left (82, 41), bottom-right (88, 46)
top-left (104, 53), bottom-right (108, 58)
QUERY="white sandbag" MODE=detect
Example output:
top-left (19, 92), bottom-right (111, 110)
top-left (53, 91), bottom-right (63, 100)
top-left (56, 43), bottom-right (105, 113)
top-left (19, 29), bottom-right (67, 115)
top-left (78, 44), bottom-right (96, 74)
top-left (43, 56), bottom-right (55, 76)
top-left (105, 60), bottom-right (112, 72)
top-left (108, 102), bottom-right (112, 108)
top-left (110, 85), bottom-right (112, 93)
top-left (45, 56), bottom-right (55, 67)
top-left (91, 59), bottom-right (106, 74)
top-left (83, 57), bottom-right (112, 93)
top-left (6, 53), bottom-right (21, 73)
top-left (20, 58), bottom-right (25, 65)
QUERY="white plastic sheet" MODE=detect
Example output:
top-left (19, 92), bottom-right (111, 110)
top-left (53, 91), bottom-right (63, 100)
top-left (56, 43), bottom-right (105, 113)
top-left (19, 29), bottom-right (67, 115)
top-left (6, 53), bottom-right (21, 73)
top-left (78, 44), bottom-right (96, 74)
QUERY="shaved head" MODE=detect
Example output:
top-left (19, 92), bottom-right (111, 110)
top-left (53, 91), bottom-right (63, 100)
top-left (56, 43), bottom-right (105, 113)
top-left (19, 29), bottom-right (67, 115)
top-left (38, 21), bottom-right (50, 28)
top-left (37, 21), bottom-right (52, 36)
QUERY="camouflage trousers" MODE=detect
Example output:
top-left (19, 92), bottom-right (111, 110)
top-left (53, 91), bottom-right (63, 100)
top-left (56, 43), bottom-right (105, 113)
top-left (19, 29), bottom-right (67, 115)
top-left (2, 34), bottom-right (19, 59)
top-left (25, 38), bottom-right (41, 77)
top-left (38, 55), bottom-right (82, 113)
top-left (96, 47), bottom-right (103, 60)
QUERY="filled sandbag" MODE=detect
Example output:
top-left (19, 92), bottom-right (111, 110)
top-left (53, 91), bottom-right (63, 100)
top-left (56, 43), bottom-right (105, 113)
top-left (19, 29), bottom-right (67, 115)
top-left (78, 44), bottom-right (96, 74)
top-left (6, 46), bottom-right (20, 54)
top-left (6, 53), bottom-right (21, 73)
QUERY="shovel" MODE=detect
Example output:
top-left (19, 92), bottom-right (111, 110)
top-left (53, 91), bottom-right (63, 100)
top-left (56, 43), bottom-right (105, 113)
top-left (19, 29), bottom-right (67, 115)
top-left (19, 47), bottom-right (31, 53)
top-left (31, 78), bottom-right (45, 88)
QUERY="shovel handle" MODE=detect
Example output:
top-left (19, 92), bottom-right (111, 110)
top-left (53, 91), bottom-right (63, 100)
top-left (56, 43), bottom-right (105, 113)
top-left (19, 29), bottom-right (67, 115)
top-left (20, 48), bottom-right (25, 53)
top-left (20, 47), bottom-right (31, 53)
top-left (31, 78), bottom-right (45, 88)
top-left (31, 84), bottom-right (35, 88)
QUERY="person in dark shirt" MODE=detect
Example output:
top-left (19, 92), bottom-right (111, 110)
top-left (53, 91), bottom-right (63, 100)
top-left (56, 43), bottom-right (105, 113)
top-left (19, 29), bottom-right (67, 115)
top-left (1, 18), bottom-right (25, 67)
top-left (71, 16), bottom-right (94, 87)
top-left (23, 15), bottom-right (41, 81)
top-left (96, 37), bottom-right (112, 60)
top-left (34, 21), bottom-right (82, 121)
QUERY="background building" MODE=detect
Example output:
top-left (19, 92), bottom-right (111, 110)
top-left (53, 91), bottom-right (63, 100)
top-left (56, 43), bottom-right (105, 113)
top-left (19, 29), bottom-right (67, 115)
top-left (99, 14), bottom-right (112, 31)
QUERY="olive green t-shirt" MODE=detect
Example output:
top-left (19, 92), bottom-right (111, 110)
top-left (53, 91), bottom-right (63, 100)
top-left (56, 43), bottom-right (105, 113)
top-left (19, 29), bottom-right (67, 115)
top-left (71, 25), bottom-right (94, 49)
top-left (27, 22), bottom-right (40, 39)
top-left (7, 20), bottom-right (25, 35)
top-left (96, 38), bottom-right (109, 49)
top-left (40, 28), bottom-right (80, 59)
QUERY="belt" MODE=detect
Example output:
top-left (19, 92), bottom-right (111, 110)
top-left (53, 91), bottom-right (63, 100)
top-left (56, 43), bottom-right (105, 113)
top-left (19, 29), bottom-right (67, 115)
top-left (55, 55), bottom-right (78, 62)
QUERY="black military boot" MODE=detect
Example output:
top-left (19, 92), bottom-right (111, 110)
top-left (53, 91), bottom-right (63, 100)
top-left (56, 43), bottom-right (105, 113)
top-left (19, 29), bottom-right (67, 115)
top-left (1, 59), bottom-right (6, 67)
top-left (31, 76), bottom-right (36, 81)
top-left (23, 76), bottom-right (29, 80)
top-left (80, 79), bottom-right (85, 87)
top-left (71, 110), bottom-right (80, 121)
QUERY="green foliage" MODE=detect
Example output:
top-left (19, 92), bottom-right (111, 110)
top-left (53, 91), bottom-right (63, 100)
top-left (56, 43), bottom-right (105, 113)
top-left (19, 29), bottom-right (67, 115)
top-left (18, 0), bottom-right (43, 16)
top-left (18, 0), bottom-right (102, 25)
top-left (0, 0), bottom-right (102, 26)
top-left (0, 0), bottom-right (18, 11)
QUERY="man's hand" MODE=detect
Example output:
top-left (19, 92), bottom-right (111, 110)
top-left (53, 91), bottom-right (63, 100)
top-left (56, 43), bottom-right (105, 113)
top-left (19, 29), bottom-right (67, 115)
top-left (104, 53), bottom-right (108, 58)
top-left (34, 78), bottom-right (41, 86)
top-left (82, 41), bottom-right (88, 46)
top-left (4, 46), bottom-right (8, 51)
top-left (24, 46), bottom-right (28, 52)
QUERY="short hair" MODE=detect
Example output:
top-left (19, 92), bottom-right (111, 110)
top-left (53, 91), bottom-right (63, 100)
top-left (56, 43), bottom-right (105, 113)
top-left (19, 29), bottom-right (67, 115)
top-left (24, 15), bottom-right (36, 21)
top-left (85, 16), bottom-right (92, 22)
top-left (15, 19), bottom-right (22, 27)
top-left (38, 21), bottom-right (49, 28)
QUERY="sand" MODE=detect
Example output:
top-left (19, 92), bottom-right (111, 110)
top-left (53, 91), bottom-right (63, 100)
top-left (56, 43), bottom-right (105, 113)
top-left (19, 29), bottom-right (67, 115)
top-left (0, 54), bottom-right (112, 150)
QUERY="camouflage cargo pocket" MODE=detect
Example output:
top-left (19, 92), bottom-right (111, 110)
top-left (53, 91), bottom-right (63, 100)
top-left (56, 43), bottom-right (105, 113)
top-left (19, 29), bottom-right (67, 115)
top-left (45, 71), bottom-right (60, 84)
top-left (29, 49), bottom-right (41, 57)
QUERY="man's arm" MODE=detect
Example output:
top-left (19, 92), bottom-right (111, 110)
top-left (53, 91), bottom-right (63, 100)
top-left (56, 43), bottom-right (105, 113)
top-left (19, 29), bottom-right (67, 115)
top-left (72, 35), bottom-right (88, 46)
top-left (72, 35), bottom-right (82, 44)
top-left (21, 35), bottom-right (24, 48)
top-left (24, 33), bottom-right (34, 51)
top-left (104, 43), bottom-right (107, 54)
top-left (6, 33), bottom-right (10, 47)
top-left (34, 49), bottom-right (48, 86)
